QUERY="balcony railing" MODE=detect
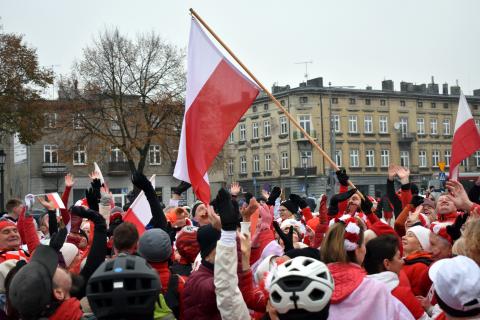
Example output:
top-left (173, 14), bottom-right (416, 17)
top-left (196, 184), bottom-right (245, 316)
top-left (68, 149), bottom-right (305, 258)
top-left (108, 161), bottom-right (130, 175)
top-left (42, 163), bottom-right (67, 176)
top-left (293, 130), bottom-right (317, 141)
top-left (397, 132), bottom-right (416, 144)
top-left (294, 166), bottom-right (317, 176)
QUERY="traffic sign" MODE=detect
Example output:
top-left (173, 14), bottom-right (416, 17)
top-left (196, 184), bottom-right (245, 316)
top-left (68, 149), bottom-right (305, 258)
top-left (439, 172), bottom-right (446, 181)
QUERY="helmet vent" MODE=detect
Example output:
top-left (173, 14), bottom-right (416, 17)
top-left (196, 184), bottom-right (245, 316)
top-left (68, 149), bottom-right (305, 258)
top-left (309, 288), bottom-right (325, 301)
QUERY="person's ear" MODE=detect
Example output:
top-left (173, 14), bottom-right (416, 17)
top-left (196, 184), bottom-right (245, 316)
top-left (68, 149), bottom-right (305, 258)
top-left (383, 258), bottom-right (390, 271)
top-left (53, 288), bottom-right (65, 301)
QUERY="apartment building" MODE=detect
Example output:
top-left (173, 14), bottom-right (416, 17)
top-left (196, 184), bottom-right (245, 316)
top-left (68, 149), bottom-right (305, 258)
top-left (221, 77), bottom-right (480, 197)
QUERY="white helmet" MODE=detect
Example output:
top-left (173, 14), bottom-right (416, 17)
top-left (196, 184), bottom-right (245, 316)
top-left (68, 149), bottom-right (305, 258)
top-left (268, 256), bottom-right (334, 314)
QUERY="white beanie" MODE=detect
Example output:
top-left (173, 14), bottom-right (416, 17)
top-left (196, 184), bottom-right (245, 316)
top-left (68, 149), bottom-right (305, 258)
top-left (60, 243), bottom-right (79, 267)
top-left (408, 225), bottom-right (432, 252)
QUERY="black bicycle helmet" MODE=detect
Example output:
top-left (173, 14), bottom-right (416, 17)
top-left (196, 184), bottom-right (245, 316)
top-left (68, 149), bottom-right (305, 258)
top-left (87, 254), bottom-right (161, 319)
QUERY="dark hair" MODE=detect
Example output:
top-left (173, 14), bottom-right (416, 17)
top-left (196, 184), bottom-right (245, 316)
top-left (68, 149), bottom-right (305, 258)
top-left (113, 222), bottom-right (139, 252)
top-left (364, 234), bottom-right (399, 274)
top-left (5, 199), bottom-right (22, 213)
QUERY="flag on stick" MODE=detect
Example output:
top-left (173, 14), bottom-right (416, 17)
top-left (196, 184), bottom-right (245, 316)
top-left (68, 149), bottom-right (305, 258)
top-left (46, 192), bottom-right (65, 209)
top-left (123, 175), bottom-right (156, 235)
top-left (449, 92), bottom-right (480, 180)
top-left (173, 18), bottom-right (260, 204)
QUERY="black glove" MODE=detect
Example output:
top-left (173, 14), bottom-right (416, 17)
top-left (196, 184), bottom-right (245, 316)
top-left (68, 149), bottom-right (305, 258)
top-left (272, 221), bottom-right (294, 251)
top-left (49, 228), bottom-right (68, 252)
top-left (245, 192), bottom-right (253, 205)
top-left (328, 188), bottom-right (357, 215)
top-left (71, 206), bottom-right (105, 226)
top-left (267, 186), bottom-right (281, 206)
top-left (290, 194), bottom-right (308, 210)
top-left (361, 194), bottom-right (373, 214)
top-left (107, 215), bottom-right (123, 237)
top-left (214, 188), bottom-right (237, 231)
top-left (446, 213), bottom-right (469, 242)
top-left (336, 169), bottom-right (349, 187)
top-left (131, 170), bottom-right (155, 195)
top-left (85, 187), bottom-right (99, 212)
top-left (172, 181), bottom-right (191, 196)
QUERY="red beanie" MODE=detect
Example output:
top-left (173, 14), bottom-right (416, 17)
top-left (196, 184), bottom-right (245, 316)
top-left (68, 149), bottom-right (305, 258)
top-left (175, 226), bottom-right (200, 263)
top-left (0, 221), bottom-right (15, 231)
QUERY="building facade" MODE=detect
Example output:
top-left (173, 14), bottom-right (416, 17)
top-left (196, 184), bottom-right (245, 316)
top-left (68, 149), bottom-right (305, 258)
top-left (220, 77), bottom-right (480, 198)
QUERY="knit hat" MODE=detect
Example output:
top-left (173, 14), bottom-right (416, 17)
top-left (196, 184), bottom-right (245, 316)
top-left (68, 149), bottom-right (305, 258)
top-left (191, 200), bottom-right (204, 219)
top-left (110, 206), bottom-right (123, 215)
top-left (0, 260), bottom-right (17, 293)
top-left (408, 225), bottom-right (432, 252)
top-left (60, 243), bottom-right (79, 268)
top-left (175, 226), bottom-right (200, 263)
top-left (410, 195), bottom-right (424, 208)
top-left (422, 198), bottom-right (435, 209)
top-left (431, 223), bottom-right (453, 245)
top-left (280, 199), bottom-right (298, 215)
top-left (197, 224), bottom-right (220, 258)
top-left (0, 220), bottom-right (15, 231)
top-left (138, 229), bottom-right (172, 263)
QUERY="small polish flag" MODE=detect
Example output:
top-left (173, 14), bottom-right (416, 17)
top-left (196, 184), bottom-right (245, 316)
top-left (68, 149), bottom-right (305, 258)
top-left (93, 162), bottom-right (105, 185)
top-left (123, 175), bottom-right (156, 235)
top-left (173, 18), bottom-right (260, 203)
top-left (47, 192), bottom-right (65, 209)
top-left (449, 92), bottom-right (480, 180)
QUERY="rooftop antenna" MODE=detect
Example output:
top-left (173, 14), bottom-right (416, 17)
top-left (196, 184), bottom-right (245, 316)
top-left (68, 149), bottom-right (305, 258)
top-left (295, 60), bottom-right (313, 84)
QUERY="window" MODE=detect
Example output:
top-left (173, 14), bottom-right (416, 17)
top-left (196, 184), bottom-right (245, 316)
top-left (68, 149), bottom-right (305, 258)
top-left (239, 124), bottom-right (246, 141)
top-left (443, 103), bottom-right (449, 109)
top-left (350, 149), bottom-right (359, 167)
top-left (379, 116), bottom-right (388, 133)
top-left (349, 98), bottom-right (356, 105)
top-left (73, 145), bottom-right (87, 165)
top-left (333, 115), bottom-right (341, 133)
top-left (299, 96), bottom-right (308, 104)
top-left (280, 116), bottom-right (288, 134)
top-left (44, 145), bottom-right (58, 163)
top-left (348, 115), bottom-right (358, 133)
top-left (240, 156), bottom-right (247, 173)
top-left (365, 99), bottom-right (371, 105)
top-left (380, 99), bottom-right (386, 106)
top-left (431, 102), bottom-right (436, 108)
top-left (432, 150), bottom-right (440, 167)
top-left (364, 115), bottom-right (373, 133)
top-left (263, 103), bottom-right (269, 111)
top-left (73, 113), bottom-right (84, 130)
top-left (110, 146), bottom-right (126, 162)
top-left (253, 155), bottom-right (260, 172)
top-left (263, 120), bottom-right (271, 137)
top-left (149, 145), bottom-right (161, 165)
top-left (298, 115), bottom-right (311, 134)
top-left (229, 131), bottom-right (234, 143)
top-left (228, 159), bottom-right (234, 176)
top-left (443, 119), bottom-right (451, 135)
top-left (365, 149), bottom-right (375, 167)
top-left (461, 158), bottom-right (469, 167)
top-left (265, 154), bottom-right (271, 172)
top-left (111, 116), bottom-right (120, 131)
top-left (300, 151), bottom-right (312, 168)
top-left (335, 150), bottom-right (342, 167)
top-left (281, 152), bottom-right (289, 170)
top-left (419, 150), bottom-right (427, 168)
top-left (381, 150), bottom-right (389, 167)
top-left (430, 118), bottom-right (438, 135)
top-left (44, 113), bottom-right (57, 129)
top-left (252, 105), bottom-right (257, 112)
top-left (400, 151), bottom-right (410, 167)
top-left (399, 117), bottom-right (409, 136)
top-left (445, 150), bottom-right (451, 167)
top-left (476, 152), bottom-right (480, 167)
top-left (331, 97), bottom-right (338, 104)
top-left (252, 122), bottom-right (259, 139)
top-left (418, 101), bottom-right (423, 107)
top-left (400, 100), bottom-right (406, 107)
top-left (417, 118), bottom-right (425, 135)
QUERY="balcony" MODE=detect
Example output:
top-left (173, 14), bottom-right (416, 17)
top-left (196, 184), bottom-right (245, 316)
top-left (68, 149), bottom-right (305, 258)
top-left (397, 132), bottom-right (416, 145)
top-left (42, 163), bottom-right (67, 176)
top-left (293, 130), bottom-right (317, 141)
top-left (294, 166), bottom-right (317, 176)
top-left (108, 161), bottom-right (130, 175)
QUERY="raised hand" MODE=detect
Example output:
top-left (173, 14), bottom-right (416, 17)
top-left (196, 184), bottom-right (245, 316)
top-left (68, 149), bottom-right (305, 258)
top-left (267, 186), bottom-right (281, 206)
top-left (360, 195), bottom-right (373, 214)
top-left (131, 170), bottom-right (154, 194)
top-left (272, 221), bottom-right (294, 251)
top-left (396, 166), bottom-right (410, 184)
top-left (207, 205), bottom-right (221, 231)
top-left (229, 182), bottom-right (241, 196)
top-left (336, 168), bottom-right (349, 187)
top-left (289, 193), bottom-right (308, 209)
top-left (241, 197), bottom-right (259, 222)
top-left (37, 196), bottom-right (56, 211)
top-left (446, 180), bottom-right (473, 211)
top-left (213, 188), bottom-right (237, 231)
top-left (388, 164), bottom-right (399, 181)
top-left (65, 173), bottom-right (76, 187)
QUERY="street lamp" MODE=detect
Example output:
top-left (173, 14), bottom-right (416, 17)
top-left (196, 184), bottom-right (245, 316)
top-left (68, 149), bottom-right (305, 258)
top-left (0, 150), bottom-right (6, 214)
top-left (302, 156), bottom-right (309, 197)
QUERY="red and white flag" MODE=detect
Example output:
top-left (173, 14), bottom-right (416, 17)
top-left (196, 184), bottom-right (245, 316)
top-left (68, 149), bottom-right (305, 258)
top-left (123, 175), bottom-right (156, 235)
top-left (450, 92), bottom-right (480, 180)
top-left (46, 192), bottom-right (65, 209)
top-left (174, 18), bottom-right (260, 203)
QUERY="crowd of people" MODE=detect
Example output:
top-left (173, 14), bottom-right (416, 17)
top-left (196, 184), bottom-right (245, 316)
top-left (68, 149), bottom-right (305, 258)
top-left (0, 164), bottom-right (478, 319)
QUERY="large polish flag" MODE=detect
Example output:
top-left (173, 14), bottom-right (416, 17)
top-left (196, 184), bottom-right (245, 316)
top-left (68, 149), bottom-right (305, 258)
top-left (449, 92), bottom-right (480, 180)
top-left (123, 175), bottom-right (155, 235)
top-left (174, 18), bottom-right (260, 203)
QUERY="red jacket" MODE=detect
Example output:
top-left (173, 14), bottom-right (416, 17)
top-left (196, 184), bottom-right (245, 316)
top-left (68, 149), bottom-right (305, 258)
top-left (403, 251), bottom-right (432, 297)
top-left (182, 261), bottom-right (221, 320)
top-left (392, 285), bottom-right (425, 319)
top-left (238, 269), bottom-right (268, 319)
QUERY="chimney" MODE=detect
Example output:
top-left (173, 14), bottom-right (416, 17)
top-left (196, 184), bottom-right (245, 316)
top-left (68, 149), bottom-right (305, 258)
top-left (382, 80), bottom-right (394, 91)
top-left (473, 89), bottom-right (480, 97)
top-left (442, 83), bottom-right (448, 95)
top-left (450, 85), bottom-right (461, 95)
top-left (306, 77), bottom-right (323, 87)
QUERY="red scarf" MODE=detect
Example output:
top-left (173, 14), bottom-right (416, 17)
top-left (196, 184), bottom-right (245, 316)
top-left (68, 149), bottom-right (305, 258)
top-left (49, 298), bottom-right (83, 320)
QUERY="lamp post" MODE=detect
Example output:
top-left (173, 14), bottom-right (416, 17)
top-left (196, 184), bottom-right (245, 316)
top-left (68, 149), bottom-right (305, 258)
top-left (302, 157), bottom-right (309, 197)
top-left (0, 150), bottom-right (6, 214)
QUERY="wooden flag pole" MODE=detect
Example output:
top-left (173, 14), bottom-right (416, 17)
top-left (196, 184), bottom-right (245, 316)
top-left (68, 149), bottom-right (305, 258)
top-left (189, 8), bottom-right (363, 198)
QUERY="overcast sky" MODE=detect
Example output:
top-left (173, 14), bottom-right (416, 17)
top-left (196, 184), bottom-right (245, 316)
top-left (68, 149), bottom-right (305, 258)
top-left (2, 0), bottom-right (479, 98)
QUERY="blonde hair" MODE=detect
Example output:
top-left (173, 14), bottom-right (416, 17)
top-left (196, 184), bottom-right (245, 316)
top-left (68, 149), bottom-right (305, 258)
top-left (452, 237), bottom-right (467, 256)
top-left (321, 217), bottom-right (365, 264)
top-left (464, 217), bottom-right (480, 266)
